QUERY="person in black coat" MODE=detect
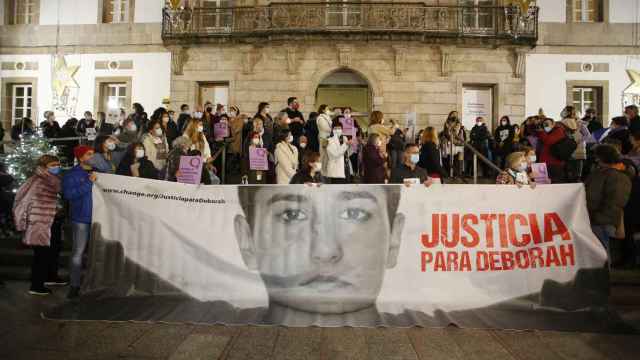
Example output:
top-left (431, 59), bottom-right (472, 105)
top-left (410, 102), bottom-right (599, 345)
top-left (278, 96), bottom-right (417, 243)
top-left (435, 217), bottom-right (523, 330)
top-left (40, 111), bottom-right (61, 139)
top-left (582, 108), bottom-right (603, 134)
top-left (470, 117), bottom-right (493, 177)
top-left (116, 142), bottom-right (158, 180)
top-left (11, 118), bottom-right (35, 141)
top-left (602, 117), bottom-right (632, 155)
top-left (494, 116), bottom-right (515, 169)
top-left (290, 151), bottom-right (322, 184)
top-left (417, 127), bottom-right (446, 181)
top-left (304, 112), bottom-right (320, 153)
top-left (282, 97), bottom-right (305, 144)
top-left (76, 111), bottom-right (97, 136)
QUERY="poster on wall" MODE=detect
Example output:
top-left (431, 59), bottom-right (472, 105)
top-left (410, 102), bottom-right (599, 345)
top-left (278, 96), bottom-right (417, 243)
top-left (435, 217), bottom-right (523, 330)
top-left (51, 55), bottom-right (80, 119)
top-left (623, 69), bottom-right (640, 108)
top-left (462, 87), bottom-right (493, 131)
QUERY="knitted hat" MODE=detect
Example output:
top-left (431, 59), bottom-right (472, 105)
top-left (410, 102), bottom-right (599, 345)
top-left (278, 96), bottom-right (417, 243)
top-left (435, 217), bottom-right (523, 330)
top-left (74, 145), bottom-right (94, 159)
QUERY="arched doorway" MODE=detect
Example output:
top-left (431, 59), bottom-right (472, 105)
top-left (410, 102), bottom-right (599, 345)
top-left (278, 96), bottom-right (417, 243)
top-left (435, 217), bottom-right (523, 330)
top-left (315, 69), bottom-right (371, 125)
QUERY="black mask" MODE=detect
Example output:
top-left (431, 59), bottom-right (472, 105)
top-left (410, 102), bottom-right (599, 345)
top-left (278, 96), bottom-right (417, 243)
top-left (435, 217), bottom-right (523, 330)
top-left (206, 107), bottom-right (213, 113)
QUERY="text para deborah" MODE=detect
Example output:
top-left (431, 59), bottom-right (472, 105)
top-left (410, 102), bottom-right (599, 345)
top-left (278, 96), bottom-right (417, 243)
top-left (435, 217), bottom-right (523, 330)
top-left (420, 213), bottom-right (575, 272)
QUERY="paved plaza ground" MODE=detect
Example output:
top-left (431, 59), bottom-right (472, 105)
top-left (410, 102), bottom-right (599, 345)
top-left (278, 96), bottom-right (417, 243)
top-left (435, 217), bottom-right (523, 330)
top-left (1, 278), bottom-right (640, 360)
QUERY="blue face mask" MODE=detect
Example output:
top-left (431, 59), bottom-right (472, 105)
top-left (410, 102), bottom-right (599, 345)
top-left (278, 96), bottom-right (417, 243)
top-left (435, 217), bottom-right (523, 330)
top-left (48, 166), bottom-right (61, 175)
top-left (410, 153), bottom-right (420, 164)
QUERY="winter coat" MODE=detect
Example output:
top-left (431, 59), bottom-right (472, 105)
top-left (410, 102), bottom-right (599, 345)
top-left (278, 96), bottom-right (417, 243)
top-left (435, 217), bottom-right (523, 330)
top-left (76, 118), bottom-right (96, 136)
top-left (362, 143), bottom-right (386, 184)
top-left (470, 124), bottom-right (491, 154)
top-left (571, 120), bottom-right (591, 160)
top-left (141, 133), bottom-right (169, 171)
top-left (40, 121), bottom-right (61, 139)
top-left (494, 125), bottom-right (514, 155)
top-left (325, 135), bottom-right (349, 178)
top-left (229, 117), bottom-right (244, 155)
top-left (13, 167), bottom-right (60, 246)
top-left (62, 165), bottom-right (93, 224)
top-left (275, 141), bottom-right (299, 184)
top-left (317, 113), bottom-right (333, 143)
top-left (418, 142), bottom-right (446, 179)
top-left (290, 170), bottom-right (322, 184)
top-left (116, 154), bottom-right (159, 180)
top-left (585, 166), bottom-right (632, 227)
top-left (537, 126), bottom-right (566, 166)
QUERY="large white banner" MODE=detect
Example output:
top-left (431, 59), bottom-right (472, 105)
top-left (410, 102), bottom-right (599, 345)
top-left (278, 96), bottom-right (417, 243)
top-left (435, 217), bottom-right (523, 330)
top-left (60, 174), bottom-right (609, 328)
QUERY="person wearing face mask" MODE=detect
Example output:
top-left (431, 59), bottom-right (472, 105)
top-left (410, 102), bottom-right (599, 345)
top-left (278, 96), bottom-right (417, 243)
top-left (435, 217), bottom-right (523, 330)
top-left (325, 123), bottom-right (351, 183)
top-left (116, 117), bottom-right (140, 145)
top-left (470, 117), bottom-right (493, 177)
top-left (141, 119), bottom-right (169, 174)
top-left (156, 108), bottom-right (179, 149)
top-left (362, 133), bottom-right (386, 184)
top-left (164, 137), bottom-right (193, 182)
top-left (182, 118), bottom-right (212, 161)
top-left (193, 105), bottom-right (204, 121)
top-left (62, 145), bottom-right (98, 299)
top-left (76, 111), bottom-right (96, 137)
top-left (297, 135), bottom-right (310, 169)
top-left (537, 118), bottom-right (567, 183)
top-left (494, 116), bottom-right (515, 170)
top-left (13, 155), bottom-right (66, 295)
top-left (283, 97), bottom-right (305, 143)
top-left (272, 111), bottom-right (291, 144)
top-left (290, 151), bottom-right (323, 184)
top-left (116, 142), bottom-right (159, 179)
top-left (229, 112), bottom-right (246, 173)
top-left (242, 131), bottom-right (268, 184)
top-left (254, 102), bottom-right (274, 132)
top-left (177, 104), bottom-right (191, 135)
top-left (275, 129), bottom-right (299, 184)
top-left (496, 152), bottom-right (534, 187)
top-left (89, 135), bottom-right (124, 173)
top-left (561, 106), bottom-right (591, 182)
top-left (316, 104), bottom-right (333, 173)
top-left (391, 144), bottom-right (433, 187)
top-left (418, 127), bottom-right (446, 181)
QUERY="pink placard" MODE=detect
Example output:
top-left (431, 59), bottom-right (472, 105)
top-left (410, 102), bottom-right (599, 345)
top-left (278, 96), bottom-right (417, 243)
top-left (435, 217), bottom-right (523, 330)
top-left (340, 117), bottom-right (356, 137)
top-left (214, 122), bottom-right (229, 141)
top-left (531, 163), bottom-right (551, 184)
top-left (249, 147), bottom-right (269, 171)
top-left (176, 156), bottom-right (203, 185)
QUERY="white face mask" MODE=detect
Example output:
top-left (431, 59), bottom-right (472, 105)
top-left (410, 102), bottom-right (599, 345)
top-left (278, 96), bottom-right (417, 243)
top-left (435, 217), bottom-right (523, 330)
top-left (127, 124), bottom-right (137, 132)
top-left (106, 142), bottom-right (116, 151)
top-left (154, 128), bottom-right (163, 137)
top-left (252, 138), bottom-right (260, 145)
top-left (376, 140), bottom-right (383, 147)
top-left (333, 129), bottom-right (342, 137)
top-left (517, 163), bottom-right (528, 172)
top-left (286, 135), bottom-right (293, 143)
top-left (230, 111), bottom-right (237, 118)
top-left (311, 162), bottom-right (322, 172)
top-left (264, 108), bottom-right (271, 114)
top-left (194, 112), bottom-right (203, 119)
top-left (197, 125), bottom-right (204, 133)
top-left (135, 149), bottom-right (145, 159)
top-left (299, 142), bottom-right (307, 149)
top-left (528, 155), bottom-right (537, 163)
top-left (501, 121), bottom-right (507, 126)
top-left (477, 122), bottom-right (484, 126)
top-left (544, 126), bottom-right (552, 133)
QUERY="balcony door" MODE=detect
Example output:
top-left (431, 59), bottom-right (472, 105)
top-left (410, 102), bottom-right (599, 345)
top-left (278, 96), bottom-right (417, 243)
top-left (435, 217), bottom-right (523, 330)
top-left (201, 0), bottom-right (232, 32)
top-left (326, 0), bottom-right (361, 28)
top-left (460, 0), bottom-right (495, 33)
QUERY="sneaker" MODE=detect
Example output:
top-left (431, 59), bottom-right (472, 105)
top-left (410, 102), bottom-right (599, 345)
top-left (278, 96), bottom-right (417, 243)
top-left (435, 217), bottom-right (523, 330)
top-left (28, 287), bottom-right (52, 296)
top-left (67, 286), bottom-right (80, 299)
top-left (45, 278), bottom-right (69, 287)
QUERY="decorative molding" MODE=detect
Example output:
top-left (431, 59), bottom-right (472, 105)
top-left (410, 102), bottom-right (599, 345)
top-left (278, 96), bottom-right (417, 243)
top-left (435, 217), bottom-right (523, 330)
top-left (336, 44), bottom-right (353, 67)
top-left (1, 61), bottom-right (38, 71)
top-left (392, 45), bottom-right (408, 76)
top-left (438, 46), bottom-right (455, 77)
top-left (513, 48), bottom-right (527, 78)
top-left (565, 62), bottom-right (610, 73)
top-left (286, 46), bottom-right (298, 75)
top-left (95, 60), bottom-right (133, 70)
top-left (241, 45), bottom-right (262, 75)
top-left (170, 46), bottom-right (189, 75)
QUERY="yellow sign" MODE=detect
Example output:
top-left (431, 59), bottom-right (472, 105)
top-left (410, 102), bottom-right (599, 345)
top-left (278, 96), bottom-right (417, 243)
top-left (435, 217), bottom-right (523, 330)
top-left (52, 56), bottom-right (79, 98)
top-left (507, 0), bottom-right (533, 13)
top-left (624, 69), bottom-right (640, 95)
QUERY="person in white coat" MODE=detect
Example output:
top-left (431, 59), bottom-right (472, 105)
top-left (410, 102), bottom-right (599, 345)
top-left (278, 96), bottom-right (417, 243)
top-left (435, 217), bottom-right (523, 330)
top-left (326, 123), bottom-right (351, 184)
top-left (275, 129), bottom-right (299, 184)
top-left (316, 104), bottom-right (333, 173)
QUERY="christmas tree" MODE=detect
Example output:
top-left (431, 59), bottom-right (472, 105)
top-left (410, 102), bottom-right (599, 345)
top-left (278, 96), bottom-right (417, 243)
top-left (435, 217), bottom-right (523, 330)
top-left (0, 130), bottom-right (60, 192)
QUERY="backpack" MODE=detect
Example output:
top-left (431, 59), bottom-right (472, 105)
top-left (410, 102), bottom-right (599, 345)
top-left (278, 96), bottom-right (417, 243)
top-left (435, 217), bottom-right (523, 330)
top-left (550, 133), bottom-right (577, 161)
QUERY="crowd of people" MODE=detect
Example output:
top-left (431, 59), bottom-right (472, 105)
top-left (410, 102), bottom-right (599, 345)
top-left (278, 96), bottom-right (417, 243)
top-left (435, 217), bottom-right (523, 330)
top-left (2, 95), bottom-right (640, 297)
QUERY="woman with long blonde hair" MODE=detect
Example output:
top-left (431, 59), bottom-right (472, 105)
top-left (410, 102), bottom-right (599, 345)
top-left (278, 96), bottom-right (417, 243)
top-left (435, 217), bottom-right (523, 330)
top-left (182, 118), bottom-right (211, 160)
top-left (418, 127), bottom-right (445, 180)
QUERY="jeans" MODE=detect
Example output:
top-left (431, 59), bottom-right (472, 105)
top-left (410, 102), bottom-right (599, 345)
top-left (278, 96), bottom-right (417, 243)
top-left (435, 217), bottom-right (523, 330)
top-left (70, 222), bottom-right (91, 288)
top-left (591, 225), bottom-right (616, 251)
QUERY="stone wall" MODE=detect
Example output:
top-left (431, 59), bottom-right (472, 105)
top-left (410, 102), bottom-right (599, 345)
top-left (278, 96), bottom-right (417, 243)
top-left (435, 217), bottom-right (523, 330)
top-left (171, 42), bottom-right (526, 130)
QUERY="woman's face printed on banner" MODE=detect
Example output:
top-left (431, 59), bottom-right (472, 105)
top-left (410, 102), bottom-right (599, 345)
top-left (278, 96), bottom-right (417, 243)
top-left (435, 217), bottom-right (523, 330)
top-left (234, 186), bottom-right (405, 314)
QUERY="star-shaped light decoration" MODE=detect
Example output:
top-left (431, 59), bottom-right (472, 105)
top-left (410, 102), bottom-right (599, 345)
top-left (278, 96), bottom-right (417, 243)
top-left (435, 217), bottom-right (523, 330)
top-left (52, 55), bottom-right (80, 98)
top-left (624, 69), bottom-right (640, 95)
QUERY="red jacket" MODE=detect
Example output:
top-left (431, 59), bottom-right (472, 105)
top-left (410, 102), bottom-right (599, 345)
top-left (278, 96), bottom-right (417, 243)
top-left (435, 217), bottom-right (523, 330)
top-left (538, 126), bottom-right (566, 166)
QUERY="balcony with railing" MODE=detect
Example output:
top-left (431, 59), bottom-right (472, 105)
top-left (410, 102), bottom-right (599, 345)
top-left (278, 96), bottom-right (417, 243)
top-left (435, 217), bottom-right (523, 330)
top-left (162, 2), bottom-right (538, 45)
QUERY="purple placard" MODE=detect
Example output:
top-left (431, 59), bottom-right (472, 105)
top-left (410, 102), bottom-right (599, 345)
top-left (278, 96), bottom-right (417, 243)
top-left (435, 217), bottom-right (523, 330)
top-left (249, 147), bottom-right (269, 171)
top-left (531, 162), bottom-right (551, 184)
top-left (340, 117), bottom-right (356, 137)
top-left (214, 122), bottom-right (229, 141)
top-left (177, 156), bottom-right (203, 185)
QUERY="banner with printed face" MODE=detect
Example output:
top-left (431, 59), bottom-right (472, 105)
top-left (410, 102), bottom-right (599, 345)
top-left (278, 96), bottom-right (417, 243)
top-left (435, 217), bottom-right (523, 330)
top-left (47, 174), bottom-right (624, 330)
